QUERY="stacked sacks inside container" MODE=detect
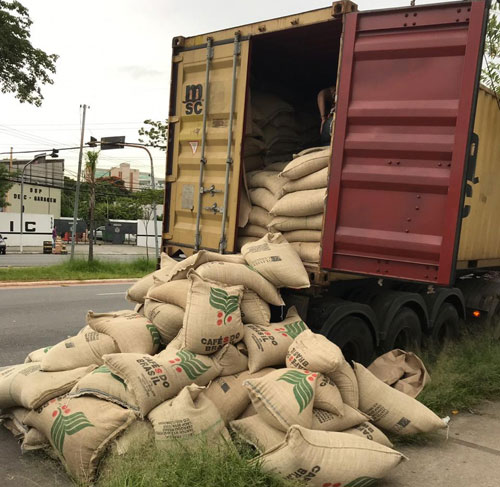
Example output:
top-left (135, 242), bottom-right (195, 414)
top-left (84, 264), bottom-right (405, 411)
top-left (1, 246), bottom-right (447, 485)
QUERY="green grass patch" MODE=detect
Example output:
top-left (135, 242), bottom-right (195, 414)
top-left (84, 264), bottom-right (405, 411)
top-left (97, 438), bottom-right (298, 487)
top-left (0, 258), bottom-right (155, 281)
top-left (418, 331), bottom-right (500, 416)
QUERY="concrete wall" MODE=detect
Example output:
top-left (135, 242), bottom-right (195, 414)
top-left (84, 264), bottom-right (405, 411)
top-left (137, 219), bottom-right (161, 248)
top-left (5, 183), bottom-right (62, 218)
top-left (0, 213), bottom-right (54, 246)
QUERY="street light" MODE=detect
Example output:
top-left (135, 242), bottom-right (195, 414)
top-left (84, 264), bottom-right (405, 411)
top-left (20, 153), bottom-right (46, 253)
top-left (89, 137), bottom-right (160, 261)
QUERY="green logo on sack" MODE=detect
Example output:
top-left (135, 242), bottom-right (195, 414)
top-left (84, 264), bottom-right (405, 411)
top-left (92, 365), bottom-right (127, 389)
top-left (50, 406), bottom-right (94, 456)
top-left (277, 369), bottom-right (316, 413)
top-left (43, 346), bottom-right (53, 353)
top-left (209, 287), bottom-right (239, 326)
top-left (274, 320), bottom-right (307, 340)
top-left (344, 477), bottom-right (377, 487)
top-left (172, 350), bottom-right (211, 380)
top-left (146, 324), bottom-right (162, 346)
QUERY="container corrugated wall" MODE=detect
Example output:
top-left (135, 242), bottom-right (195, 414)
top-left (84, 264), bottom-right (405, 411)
top-left (457, 86), bottom-right (500, 266)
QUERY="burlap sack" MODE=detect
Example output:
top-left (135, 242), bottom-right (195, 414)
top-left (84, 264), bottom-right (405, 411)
top-left (252, 91), bottom-right (294, 127)
top-left (87, 311), bottom-right (162, 354)
top-left (165, 250), bottom-right (246, 282)
top-left (311, 406), bottom-right (369, 432)
top-left (343, 421), bottom-right (393, 448)
top-left (246, 170), bottom-right (287, 195)
top-left (292, 147), bottom-right (325, 159)
top-left (111, 419), bottom-right (153, 455)
top-left (25, 395), bottom-right (135, 483)
top-left (237, 236), bottom-right (259, 250)
top-left (244, 368), bottom-right (323, 431)
top-left (354, 363), bottom-right (447, 434)
top-left (77, 325), bottom-right (92, 335)
top-left (126, 272), bottom-right (155, 304)
top-left (244, 155), bottom-right (265, 172)
top-left (241, 233), bottom-right (310, 289)
top-left (249, 187), bottom-right (278, 212)
top-left (290, 242), bottom-right (321, 263)
top-left (244, 307), bottom-right (308, 373)
top-left (239, 224), bottom-right (268, 238)
top-left (103, 350), bottom-right (221, 416)
top-left (286, 330), bottom-right (359, 408)
top-left (279, 148), bottom-right (330, 180)
top-left (315, 375), bottom-right (344, 415)
top-left (0, 363), bottom-right (95, 410)
top-left (263, 161), bottom-right (290, 172)
top-left (281, 167), bottom-right (329, 195)
top-left (41, 331), bottom-right (118, 372)
top-left (69, 365), bottom-right (139, 412)
top-left (215, 343), bottom-right (248, 376)
top-left (143, 299), bottom-right (184, 343)
top-left (134, 303), bottom-right (145, 315)
top-left (241, 290), bottom-right (271, 325)
top-left (270, 188), bottom-right (326, 217)
top-left (160, 252), bottom-right (177, 269)
top-left (283, 230), bottom-right (321, 243)
top-left (368, 349), bottom-right (430, 398)
top-left (202, 368), bottom-right (273, 424)
top-left (248, 205), bottom-right (273, 227)
top-left (238, 402), bottom-right (257, 419)
top-left (22, 427), bottom-right (50, 452)
top-left (258, 426), bottom-right (406, 486)
top-left (182, 271), bottom-right (244, 354)
top-left (146, 279), bottom-right (189, 309)
top-left (230, 414), bottom-right (285, 453)
top-left (0, 407), bottom-right (29, 438)
top-left (196, 261), bottom-right (284, 306)
top-left (24, 345), bottom-right (52, 363)
top-left (243, 136), bottom-right (266, 156)
top-left (148, 384), bottom-right (230, 449)
top-left (268, 214), bottom-right (323, 233)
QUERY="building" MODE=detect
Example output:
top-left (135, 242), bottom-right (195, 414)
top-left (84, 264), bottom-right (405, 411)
top-left (108, 162), bottom-right (139, 192)
top-left (139, 171), bottom-right (165, 190)
top-left (1, 157), bottom-right (64, 218)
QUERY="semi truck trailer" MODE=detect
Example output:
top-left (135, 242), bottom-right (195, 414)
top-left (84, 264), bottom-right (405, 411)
top-left (161, 0), bottom-right (500, 363)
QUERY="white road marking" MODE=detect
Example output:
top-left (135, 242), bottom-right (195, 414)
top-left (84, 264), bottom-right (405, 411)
top-left (96, 292), bottom-right (127, 296)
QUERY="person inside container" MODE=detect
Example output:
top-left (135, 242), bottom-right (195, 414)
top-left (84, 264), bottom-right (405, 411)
top-left (317, 85), bottom-right (336, 146)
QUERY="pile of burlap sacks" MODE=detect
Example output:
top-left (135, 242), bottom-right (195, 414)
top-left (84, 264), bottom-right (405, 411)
top-left (239, 147), bottom-right (329, 264)
top-left (0, 234), bottom-right (447, 486)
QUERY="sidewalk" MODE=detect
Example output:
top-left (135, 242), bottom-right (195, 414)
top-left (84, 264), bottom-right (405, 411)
top-left (382, 400), bottom-right (500, 486)
top-left (6, 243), bottom-right (147, 255)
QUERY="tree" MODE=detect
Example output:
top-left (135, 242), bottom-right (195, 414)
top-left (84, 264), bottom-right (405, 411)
top-left (138, 119), bottom-right (168, 150)
top-left (0, 1), bottom-right (58, 106)
top-left (482, 2), bottom-right (500, 98)
top-left (84, 151), bottom-right (99, 262)
top-left (0, 163), bottom-right (14, 208)
top-left (134, 188), bottom-right (163, 261)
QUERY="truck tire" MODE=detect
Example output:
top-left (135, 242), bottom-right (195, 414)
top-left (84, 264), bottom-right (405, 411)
top-left (430, 303), bottom-right (460, 345)
top-left (326, 316), bottom-right (375, 366)
top-left (383, 307), bottom-right (422, 352)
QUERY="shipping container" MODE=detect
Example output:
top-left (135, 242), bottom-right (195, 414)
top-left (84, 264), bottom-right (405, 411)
top-left (162, 0), bottom-right (499, 363)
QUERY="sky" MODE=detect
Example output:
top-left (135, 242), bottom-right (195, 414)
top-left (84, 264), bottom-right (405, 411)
top-left (0, 0), bottom-right (442, 182)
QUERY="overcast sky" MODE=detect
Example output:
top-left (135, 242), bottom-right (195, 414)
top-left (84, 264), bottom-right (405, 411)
top-left (0, 0), bottom-right (441, 181)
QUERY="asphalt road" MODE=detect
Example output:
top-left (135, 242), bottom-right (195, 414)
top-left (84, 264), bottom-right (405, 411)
top-left (0, 282), bottom-right (134, 487)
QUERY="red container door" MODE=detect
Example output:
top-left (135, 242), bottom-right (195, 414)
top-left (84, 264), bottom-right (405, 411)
top-left (321, 0), bottom-right (488, 285)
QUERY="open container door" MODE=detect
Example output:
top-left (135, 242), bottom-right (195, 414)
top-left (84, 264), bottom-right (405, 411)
top-left (164, 35), bottom-right (249, 255)
top-left (321, 0), bottom-right (489, 285)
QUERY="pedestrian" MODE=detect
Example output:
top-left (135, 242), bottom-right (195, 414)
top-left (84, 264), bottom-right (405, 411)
top-left (52, 226), bottom-right (57, 248)
top-left (317, 85), bottom-right (336, 146)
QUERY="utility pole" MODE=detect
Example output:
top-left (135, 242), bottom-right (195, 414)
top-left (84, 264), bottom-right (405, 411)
top-left (70, 104), bottom-right (89, 259)
top-left (6, 147), bottom-right (13, 211)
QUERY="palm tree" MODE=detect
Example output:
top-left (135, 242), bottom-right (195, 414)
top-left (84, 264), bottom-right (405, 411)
top-left (85, 150), bottom-right (99, 262)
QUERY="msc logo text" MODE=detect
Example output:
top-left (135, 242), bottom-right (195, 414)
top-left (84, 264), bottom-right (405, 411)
top-left (183, 84), bottom-right (203, 115)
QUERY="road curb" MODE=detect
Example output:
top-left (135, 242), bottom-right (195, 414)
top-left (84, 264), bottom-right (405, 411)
top-left (0, 278), bottom-right (138, 288)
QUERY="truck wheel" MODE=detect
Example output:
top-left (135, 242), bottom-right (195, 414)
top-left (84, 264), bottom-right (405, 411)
top-left (383, 307), bottom-right (422, 352)
top-left (326, 316), bottom-right (375, 366)
top-left (431, 303), bottom-right (460, 345)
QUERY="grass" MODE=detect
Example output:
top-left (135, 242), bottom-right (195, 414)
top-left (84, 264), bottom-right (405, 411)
top-left (97, 437), bottom-right (298, 487)
top-left (417, 330), bottom-right (500, 417)
top-left (0, 258), bottom-right (155, 281)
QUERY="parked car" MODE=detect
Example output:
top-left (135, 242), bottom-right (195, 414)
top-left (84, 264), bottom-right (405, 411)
top-left (0, 234), bottom-right (7, 254)
top-left (95, 226), bottom-right (105, 240)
